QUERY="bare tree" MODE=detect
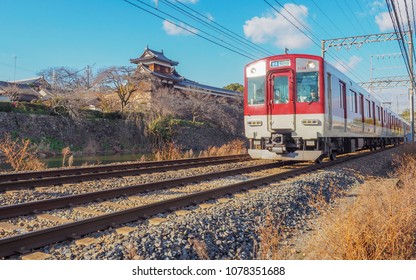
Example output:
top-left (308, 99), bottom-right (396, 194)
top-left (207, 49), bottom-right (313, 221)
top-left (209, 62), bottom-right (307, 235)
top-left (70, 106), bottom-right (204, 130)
top-left (95, 66), bottom-right (138, 112)
top-left (38, 66), bottom-right (95, 93)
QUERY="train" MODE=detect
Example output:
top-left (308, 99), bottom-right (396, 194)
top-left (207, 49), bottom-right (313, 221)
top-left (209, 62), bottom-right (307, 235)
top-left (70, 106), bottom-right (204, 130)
top-left (244, 53), bottom-right (411, 162)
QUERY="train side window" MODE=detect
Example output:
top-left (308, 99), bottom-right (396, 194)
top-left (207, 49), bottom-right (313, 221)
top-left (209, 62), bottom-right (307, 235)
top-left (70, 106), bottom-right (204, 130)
top-left (359, 93), bottom-right (364, 115)
top-left (339, 81), bottom-right (346, 108)
top-left (354, 92), bottom-right (358, 113)
top-left (247, 76), bottom-right (265, 105)
top-left (376, 106), bottom-right (381, 121)
top-left (366, 100), bottom-right (371, 118)
top-left (349, 90), bottom-right (356, 112)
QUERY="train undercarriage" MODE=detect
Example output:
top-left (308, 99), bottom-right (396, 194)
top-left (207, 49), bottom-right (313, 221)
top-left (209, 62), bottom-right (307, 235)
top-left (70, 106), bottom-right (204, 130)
top-left (248, 134), bottom-right (403, 163)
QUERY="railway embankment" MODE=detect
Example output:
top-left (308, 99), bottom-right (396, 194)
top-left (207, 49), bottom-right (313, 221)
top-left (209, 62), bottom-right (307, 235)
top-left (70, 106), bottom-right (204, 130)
top-left (0, 111), bottom-right (242, 157)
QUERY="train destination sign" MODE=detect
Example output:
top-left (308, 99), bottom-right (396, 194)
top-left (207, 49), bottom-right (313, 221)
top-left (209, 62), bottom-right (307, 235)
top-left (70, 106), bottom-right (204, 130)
top-left (270, 60), bottom-right (290, 68)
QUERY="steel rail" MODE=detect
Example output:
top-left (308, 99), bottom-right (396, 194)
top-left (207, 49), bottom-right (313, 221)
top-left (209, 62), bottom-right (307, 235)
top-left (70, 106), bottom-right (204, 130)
top-left (0, 147), bottom-right (394, 258)
top-left (0, 155), bottom-right (250, 191)
top-left (0, 161), bottom-right (296, 219)
top-left (0, 154), bottom-right (249, 183)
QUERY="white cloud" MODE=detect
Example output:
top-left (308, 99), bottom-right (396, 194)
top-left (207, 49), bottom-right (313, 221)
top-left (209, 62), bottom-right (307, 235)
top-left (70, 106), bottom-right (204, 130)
top-left (375, 12), bottom-right (394, 31)
top-left (374, 0), bottom-right (416, 32)
top-left (333, 55), bottom-right (362, 73)
top-left (163, 20), bottom-right (198, 36)
top-left (243, 3), bottom-right (312, 50)
top-left (206, 13), bottom-right (214, 22)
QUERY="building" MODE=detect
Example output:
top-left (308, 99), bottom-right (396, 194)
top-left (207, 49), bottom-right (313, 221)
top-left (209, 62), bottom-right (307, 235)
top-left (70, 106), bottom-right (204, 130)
top-left (130, 46), bottom-right (241, 98)
top-left (0, 76), bottom-right (53, 102)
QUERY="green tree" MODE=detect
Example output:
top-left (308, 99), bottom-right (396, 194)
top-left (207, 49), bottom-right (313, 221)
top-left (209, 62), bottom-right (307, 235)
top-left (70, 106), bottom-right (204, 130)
top-left (223, 83), bottom-right (244, 93)
top-left (400, 109), bottom-right (410, 122)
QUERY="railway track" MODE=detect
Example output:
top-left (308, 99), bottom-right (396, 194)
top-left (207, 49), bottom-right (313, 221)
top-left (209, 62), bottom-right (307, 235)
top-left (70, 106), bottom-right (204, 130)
top-left (0, 154), bottom-right (250, 191)
top-left (0, 147), bottom-right (394, 258)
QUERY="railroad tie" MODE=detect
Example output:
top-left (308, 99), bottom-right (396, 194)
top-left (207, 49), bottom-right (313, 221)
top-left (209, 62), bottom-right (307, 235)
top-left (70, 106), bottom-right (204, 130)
top-left (0, 222), bottom-right (24, 232)
top-left (101, 201), bottom-right (130, 210)
top-left (148, 217), bottom-right (168, 226)
top-left (216, 198), bottom-right (231, 204)
top-left (233, 193), bottom-right (246, 198)
top-left (174, 210), bottom-right (191, 216)
top-left (115, 226), bottom-right (136, 236)
top-left (75, 237), bottom-right (99, 247)
top-left (127, 196), bottom-right (158, 204)
top-left (73, 207), bottom-right (106, 216)
top-left (21, 251), bottom-right (53, 260)
top-left (36, 214), bottom-right (73, 224)
top-left (34, 187), bottom-right (51, 192)
top-left (198, 203), bottom-right (215, 210)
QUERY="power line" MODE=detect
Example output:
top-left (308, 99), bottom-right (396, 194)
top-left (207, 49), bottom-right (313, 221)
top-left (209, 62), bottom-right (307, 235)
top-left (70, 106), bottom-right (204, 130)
top-left (264, 0), bottom-right (364, 82)
top-left (166, 0), bottom-right (274, 57)
top-left (122, 0), bottom-right (258, 60)
top-left (310, 0), bottom-right (347, 37)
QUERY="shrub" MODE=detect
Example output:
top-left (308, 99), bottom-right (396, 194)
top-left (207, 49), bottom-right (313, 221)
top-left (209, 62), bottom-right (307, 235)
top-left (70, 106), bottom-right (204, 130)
top-left (0, 102), bottom-right (13, 112)
top-left (0, 134), bottom-right (46, 171)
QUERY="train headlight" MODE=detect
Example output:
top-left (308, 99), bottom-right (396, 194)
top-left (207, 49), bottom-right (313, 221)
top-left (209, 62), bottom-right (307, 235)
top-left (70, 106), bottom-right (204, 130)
top-left (307, 61), bottom-right (316, 69)
top-left (246, 60), bottom-right (266, 77)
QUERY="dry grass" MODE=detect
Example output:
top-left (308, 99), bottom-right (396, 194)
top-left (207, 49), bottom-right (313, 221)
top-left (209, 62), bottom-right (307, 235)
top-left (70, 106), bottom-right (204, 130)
top-left (152, 142), bottom-right (190, 161)
top-left (198, 139), bottom-right (246, 157)
top-left (152, 139), bottom-right (247, 161)
top-left (189, 239), bottom-right (209, 260)
top-left (257, 144), bottom-right (416, 260)
top-left (61, 146), bottom-right (73, 167)
top-left (123, 240), bottom-right (144, 260)
top-left (303, 145), bottom-right (416, 260)
top-left (0, 134), bottom-right (46, 171)
top-left (255, 212), bottom-right (289, 259)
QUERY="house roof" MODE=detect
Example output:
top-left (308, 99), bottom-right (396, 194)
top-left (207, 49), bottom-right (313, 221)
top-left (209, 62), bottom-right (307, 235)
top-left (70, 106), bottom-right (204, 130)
top-left (137, 64), bottom-right (184, 83)
top-left (0, 80), bottom-right (52, 101)
top-left (175, 79), bottom-right (242, 98)
top-left (130, 46), bottom-right (179, 66)
top-left (12, 76), bottom-right (51, 88)
top-left (130, 46), bottom-right (241, 98)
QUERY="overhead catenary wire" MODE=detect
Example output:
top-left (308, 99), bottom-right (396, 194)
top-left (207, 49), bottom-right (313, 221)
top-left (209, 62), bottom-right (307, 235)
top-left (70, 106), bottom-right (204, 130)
top-left (166, 0), bottom-right (274, 57)
top-left (386, 0), bottom-right (415, 87)
top-left (264, 0), bottom-right (365, 82)
top-left (122, 0), bottom-right (264, 60)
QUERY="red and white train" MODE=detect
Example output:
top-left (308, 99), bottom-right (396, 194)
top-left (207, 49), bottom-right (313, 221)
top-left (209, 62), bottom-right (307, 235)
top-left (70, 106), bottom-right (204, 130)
top-left (244, 53), bottom-right (410, 162)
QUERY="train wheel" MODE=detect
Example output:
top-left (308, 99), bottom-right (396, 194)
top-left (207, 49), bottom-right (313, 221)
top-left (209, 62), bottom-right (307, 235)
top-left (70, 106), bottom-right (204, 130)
top-left (314, 154), bottom-right (325, 164)
top-left (329, 153), bottom-right (337, 161)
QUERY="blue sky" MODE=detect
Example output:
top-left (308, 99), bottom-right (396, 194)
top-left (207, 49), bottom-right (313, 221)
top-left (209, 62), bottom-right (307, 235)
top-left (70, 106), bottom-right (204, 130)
top-left (0, 0), bottom-right (412, 111)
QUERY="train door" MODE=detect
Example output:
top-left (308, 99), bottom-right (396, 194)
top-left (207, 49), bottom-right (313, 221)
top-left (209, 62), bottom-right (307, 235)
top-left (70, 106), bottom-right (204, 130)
top-left (268, 71), bottom-right (295, 132)
top-left (359, 93), bottom-right (364, 132)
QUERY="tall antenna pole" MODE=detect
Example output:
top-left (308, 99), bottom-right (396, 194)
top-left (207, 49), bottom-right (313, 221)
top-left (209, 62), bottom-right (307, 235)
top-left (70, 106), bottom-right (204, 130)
top-left (13, 55), bottom-right (17, 82)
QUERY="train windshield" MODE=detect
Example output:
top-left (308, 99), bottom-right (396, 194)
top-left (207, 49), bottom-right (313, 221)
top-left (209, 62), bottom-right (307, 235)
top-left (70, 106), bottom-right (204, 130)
top-left (296, 72), bottom-right (319, 102)
top-left (273, 76), bottom-right (289, 104)
top-left (247, 76), bottom-right (265, 105)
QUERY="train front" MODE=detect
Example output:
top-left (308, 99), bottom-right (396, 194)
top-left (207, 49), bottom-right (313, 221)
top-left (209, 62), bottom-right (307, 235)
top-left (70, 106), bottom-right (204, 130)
top-left (244, 54), bottom-right (325, 161)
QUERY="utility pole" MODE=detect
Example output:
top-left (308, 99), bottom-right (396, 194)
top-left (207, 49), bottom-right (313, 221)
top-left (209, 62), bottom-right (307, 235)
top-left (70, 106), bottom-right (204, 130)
top-left (409, 29), bottom-right (414, 142)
